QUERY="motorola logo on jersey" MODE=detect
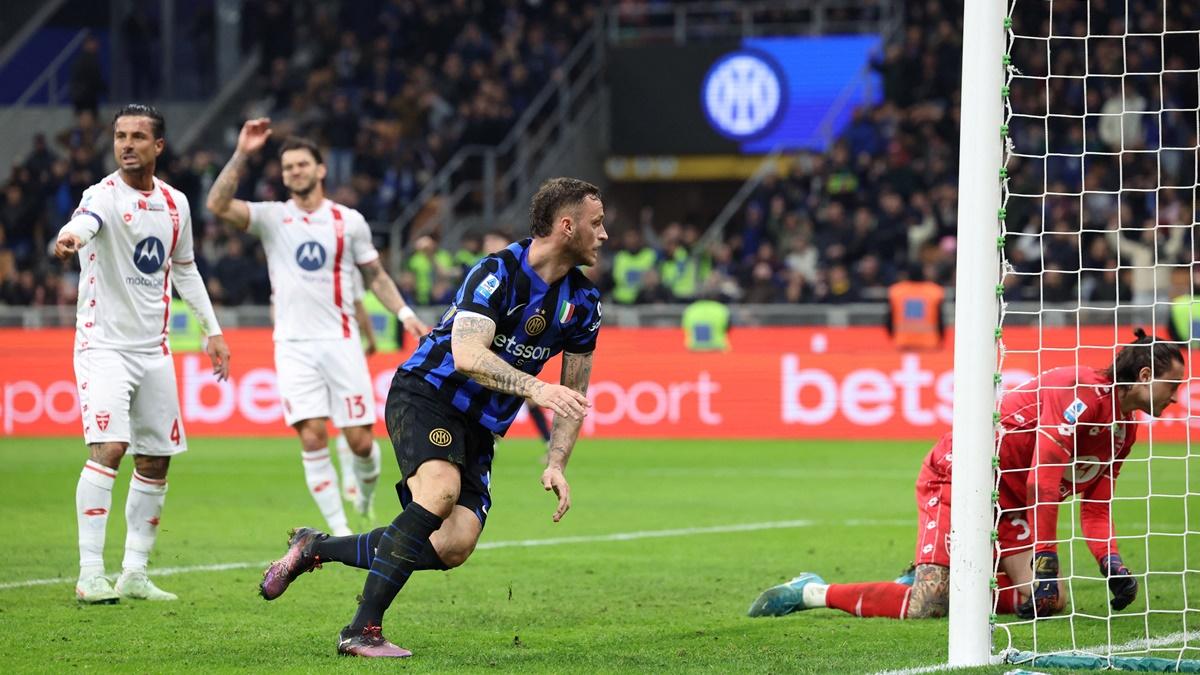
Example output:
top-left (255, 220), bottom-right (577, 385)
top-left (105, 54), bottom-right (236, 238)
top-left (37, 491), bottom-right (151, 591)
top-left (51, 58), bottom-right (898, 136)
top-left (295, 241), bottom-right (327, 271)
top-left (701, 51), bottom-right (786, 140)
top-left (132, 237), bottom-right (166, 274)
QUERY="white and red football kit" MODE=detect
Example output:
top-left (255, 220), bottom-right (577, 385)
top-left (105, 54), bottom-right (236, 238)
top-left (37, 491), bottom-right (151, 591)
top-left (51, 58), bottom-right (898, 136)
top-left (66, 172), bottom-right (219, 454)
top-left (247, 199), bottom-right (378, 427)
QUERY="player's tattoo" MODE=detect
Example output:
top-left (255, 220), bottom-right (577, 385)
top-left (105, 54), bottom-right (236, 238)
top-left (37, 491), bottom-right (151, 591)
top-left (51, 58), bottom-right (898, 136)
top-left (207, 151), bottom-right (251, 228)
top-left (452, 315), bottom-right (542, 398)
top-left (210, 152), bottom-right (246, 207)
top-left (906, 564), bottom-right (950, 618)
top-left (88, 442), bottom-right (126, 469)
top-left (547, 351), bottom-right (594, 468)
top-left (358, 259), bottom-right (409, 315)
top-left (561, 351), bottom-right (593, 395)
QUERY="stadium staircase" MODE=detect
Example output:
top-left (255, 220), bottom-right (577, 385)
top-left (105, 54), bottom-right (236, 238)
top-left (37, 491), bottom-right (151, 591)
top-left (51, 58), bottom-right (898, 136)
top-left (385, 18), bottom-right (608, 269)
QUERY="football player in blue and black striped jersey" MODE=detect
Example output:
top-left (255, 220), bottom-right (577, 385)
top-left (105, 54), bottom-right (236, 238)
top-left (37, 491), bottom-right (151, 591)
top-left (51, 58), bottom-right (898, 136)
top-left (260, 177), bottom-right (607, 658)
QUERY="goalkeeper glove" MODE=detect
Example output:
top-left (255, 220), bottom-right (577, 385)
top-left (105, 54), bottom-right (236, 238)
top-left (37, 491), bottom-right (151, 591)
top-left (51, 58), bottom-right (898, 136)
top-left (1016, 551), bottom-right (1061, 619)
top-left (1100, 554), bottom-right (1138, 611)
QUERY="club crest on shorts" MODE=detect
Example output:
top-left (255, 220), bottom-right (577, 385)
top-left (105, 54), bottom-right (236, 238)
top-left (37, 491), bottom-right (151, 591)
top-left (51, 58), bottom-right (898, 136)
top-left (429, 428), bottom-right (452, 447)
top-left (95, 411), bottom-right (111, 431)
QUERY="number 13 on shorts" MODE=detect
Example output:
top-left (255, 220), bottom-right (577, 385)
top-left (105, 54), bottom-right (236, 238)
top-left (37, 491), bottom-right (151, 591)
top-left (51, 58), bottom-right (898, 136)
top-left (345, 395), bottom-right (367, 419)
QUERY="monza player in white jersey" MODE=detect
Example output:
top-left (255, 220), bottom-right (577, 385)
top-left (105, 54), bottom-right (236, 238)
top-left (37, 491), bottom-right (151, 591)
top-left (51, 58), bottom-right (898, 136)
top-left (54, 104), bottom-right (231, 604)
top-left (207, 120), bottom-right (428, 536)
top-left (335, 267), bottom-right (379, 514)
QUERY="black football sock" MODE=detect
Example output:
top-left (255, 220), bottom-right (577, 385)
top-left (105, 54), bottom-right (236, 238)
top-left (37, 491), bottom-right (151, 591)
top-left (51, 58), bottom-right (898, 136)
top-left (317, 530), bottom-right (380, 568)
top-left (347, 503), bottom-right (443, 631)
top-left (318, 527), bottom-right (448, 571)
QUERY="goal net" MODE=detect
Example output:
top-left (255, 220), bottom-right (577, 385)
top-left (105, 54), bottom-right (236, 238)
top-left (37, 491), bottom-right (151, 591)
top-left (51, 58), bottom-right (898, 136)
top-left (991, 0), bottom-right (1200, 669)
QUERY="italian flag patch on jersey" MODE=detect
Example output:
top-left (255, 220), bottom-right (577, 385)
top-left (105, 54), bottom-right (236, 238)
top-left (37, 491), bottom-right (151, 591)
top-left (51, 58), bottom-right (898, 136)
top-left (558, 300), bottom-right (575, 323)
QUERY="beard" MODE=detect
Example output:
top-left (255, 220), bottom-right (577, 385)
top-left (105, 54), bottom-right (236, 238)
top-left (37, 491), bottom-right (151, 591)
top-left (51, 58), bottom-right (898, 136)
top-left (288, 177), bottom-right (318, 198)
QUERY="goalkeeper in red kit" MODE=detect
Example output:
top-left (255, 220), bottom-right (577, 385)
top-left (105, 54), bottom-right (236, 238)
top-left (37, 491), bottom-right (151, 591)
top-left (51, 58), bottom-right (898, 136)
top-left (749, 330), bottom-right (1185, 620)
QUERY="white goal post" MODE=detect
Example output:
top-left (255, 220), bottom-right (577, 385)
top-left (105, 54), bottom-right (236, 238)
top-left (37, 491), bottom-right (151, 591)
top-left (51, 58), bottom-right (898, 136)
top-left (948, 0), bottom-right (1005, 667)
top-left (952, 1), bottom-right (1200, 671)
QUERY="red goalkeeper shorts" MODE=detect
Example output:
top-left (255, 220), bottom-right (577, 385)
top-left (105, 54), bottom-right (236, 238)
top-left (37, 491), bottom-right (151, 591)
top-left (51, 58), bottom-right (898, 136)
top-left (914, 433), bottom-right (1034, 567)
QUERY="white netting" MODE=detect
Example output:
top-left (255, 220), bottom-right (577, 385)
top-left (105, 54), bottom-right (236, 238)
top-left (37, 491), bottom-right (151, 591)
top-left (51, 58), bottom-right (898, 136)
top-left (994, 0), bottom-right (1200, 667)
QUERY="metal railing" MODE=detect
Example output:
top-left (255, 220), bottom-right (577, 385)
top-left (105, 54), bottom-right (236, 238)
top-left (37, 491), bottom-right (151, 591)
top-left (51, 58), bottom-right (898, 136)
top-left (0, 27), bottom-right (88, 114)
top-left (0, 302), bottom-right (1162, 331)
top-left (606, 0), bottom-right (900, 45)
top-left (0, 0), bottom-right (69, 72)
top-left (385, 16), bottom-right (606, 273)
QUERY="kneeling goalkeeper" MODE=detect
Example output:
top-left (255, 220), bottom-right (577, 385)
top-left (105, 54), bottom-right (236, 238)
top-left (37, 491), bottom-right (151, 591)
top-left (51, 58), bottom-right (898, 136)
top-left (749, 330), bottom-right (1183, 620)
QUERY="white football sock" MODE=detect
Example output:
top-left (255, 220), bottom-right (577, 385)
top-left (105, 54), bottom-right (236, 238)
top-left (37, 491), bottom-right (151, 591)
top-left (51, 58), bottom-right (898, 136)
top-left (302, 448), bottom-right (348, 534)
top-left (122, 471), bottom-right (167, 573)
top-left (803, 582), bottom-right (830, 608)
top-left (335, 434), bottom-right (359, 500)
top-left (352, 441), bottom-right (382, 504)
top-left (77, 460), bottom-right (116, 580)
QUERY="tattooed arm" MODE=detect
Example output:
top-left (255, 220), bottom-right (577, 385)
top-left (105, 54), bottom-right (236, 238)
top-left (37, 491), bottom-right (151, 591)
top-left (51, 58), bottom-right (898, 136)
top-left (540, 351), bottom-right (593, 522)
top-left (450, 314), bottom-right (589, 420)
top-left (205, 118), bottom-right (272, 230)
top-left (545, 351), bottom-right (593, 471)
top-left (359, 258), bottom-right (428, 337)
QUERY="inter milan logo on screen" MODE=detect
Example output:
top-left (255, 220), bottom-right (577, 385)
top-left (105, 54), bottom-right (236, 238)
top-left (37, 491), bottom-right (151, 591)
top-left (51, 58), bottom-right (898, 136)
top-left (701, 51), bottom-right (786, 140)
top-left (132, 236), bottom-right (165, 274)
top-left (295, 241), bottom-right (327, 271)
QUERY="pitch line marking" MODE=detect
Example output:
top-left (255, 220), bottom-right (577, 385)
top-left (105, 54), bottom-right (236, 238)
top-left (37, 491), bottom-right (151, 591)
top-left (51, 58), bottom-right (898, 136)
top-left (874, 627), bottom-right (1200, 674)
top-left (0, 518), bottom-right (908, 591)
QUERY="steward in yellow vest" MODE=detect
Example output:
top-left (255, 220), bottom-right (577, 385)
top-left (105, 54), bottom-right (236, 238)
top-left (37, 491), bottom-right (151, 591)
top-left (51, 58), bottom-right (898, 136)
top-left (682, 298), bottom-right (730, 351)
top-left (168, 297), bottom-right (204, 353)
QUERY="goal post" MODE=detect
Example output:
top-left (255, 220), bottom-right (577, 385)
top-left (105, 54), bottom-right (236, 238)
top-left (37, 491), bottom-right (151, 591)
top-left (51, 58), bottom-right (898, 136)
top-left (951, 0), bottom-right (1200, 670)
top-left (948, 0), bottom-right (1006, 667)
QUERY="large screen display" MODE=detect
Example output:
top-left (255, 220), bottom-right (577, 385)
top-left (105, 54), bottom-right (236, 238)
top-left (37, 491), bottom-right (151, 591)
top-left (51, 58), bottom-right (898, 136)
top-left (610, 35), bottom-right (882, 155)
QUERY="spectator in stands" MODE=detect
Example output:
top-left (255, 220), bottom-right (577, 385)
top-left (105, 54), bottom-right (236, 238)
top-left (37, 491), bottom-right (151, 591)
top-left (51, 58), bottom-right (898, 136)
top-left (742, 261), bottom-right (781, 304)
top-left (0, 183), bottom-right (40, 267)
top-left (634, 268), bottom-right (673, 304)
top-left (454, 232), bottom-right (483, 270)
top-left (324, 93), bottom-right (359, 189)
top-left (406, 234), bottom-right (456, 306)
top-left (69, 36), bottom-right (106, 116)
top-left (611, 228), bottom-right (658, 305)
top-left (482, 229), bottom-right (512, 256)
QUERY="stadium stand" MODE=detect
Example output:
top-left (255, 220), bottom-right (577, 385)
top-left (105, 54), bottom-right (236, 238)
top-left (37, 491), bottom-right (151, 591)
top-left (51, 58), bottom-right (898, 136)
top-left (6, 0), bottom-right (1193, 311)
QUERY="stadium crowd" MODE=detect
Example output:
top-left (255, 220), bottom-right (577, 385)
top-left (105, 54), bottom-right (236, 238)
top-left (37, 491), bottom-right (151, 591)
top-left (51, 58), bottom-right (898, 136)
top-left (3, 0), bottom-right (1196, 310)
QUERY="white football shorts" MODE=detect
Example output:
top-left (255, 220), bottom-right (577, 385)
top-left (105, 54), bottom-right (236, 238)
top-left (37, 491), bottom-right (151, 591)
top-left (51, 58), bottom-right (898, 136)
top-left (274, 339), bottom-right (377, 428)
top-left (73, 348), bottom-right (187, 455)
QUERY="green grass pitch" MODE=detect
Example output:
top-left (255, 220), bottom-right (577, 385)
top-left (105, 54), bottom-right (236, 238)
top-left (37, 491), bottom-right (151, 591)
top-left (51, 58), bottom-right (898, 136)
top-left (1, 437), bottom-right (1198, 673)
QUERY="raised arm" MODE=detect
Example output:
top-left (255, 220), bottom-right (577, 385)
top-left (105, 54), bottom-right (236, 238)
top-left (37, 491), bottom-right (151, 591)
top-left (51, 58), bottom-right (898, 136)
top-left (358, 258), bottom-right (428, 338)
top-left (205, 118), bottom-right (272, 230)
top-left (449, 314), bottom-right (589, 420)
top-left (541, 350), bottom-right (594, 522)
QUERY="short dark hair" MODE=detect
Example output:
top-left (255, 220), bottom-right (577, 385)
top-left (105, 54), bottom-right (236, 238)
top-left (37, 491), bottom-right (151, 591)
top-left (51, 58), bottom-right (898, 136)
top-left (1101, 328), bottom-right (1185, 385)
top-left (528, 177), bottom-right (601, 237)
top-left (279, 136), bottom-right (324, 165)
top-left (112, 103), bottom-right (165, 139)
